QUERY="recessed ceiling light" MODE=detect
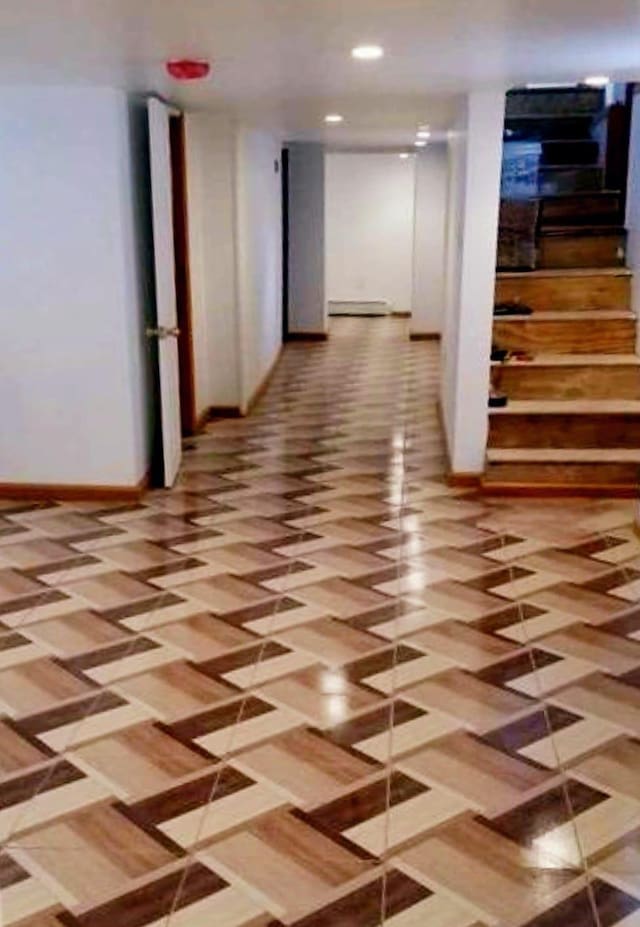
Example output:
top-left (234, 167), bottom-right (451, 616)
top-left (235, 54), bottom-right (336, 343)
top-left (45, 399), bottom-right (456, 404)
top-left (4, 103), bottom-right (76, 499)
top-left (525, 82), bottom-right (576, 90)
top-left (414, 140), bottom-right (427, 148)
top-left (351, 44), bottom-right (384, 60)
top-left (325, 113), bottom-right (344, 124)
top-left (584, 75), bottom-right (609, 87)
top-left (416, 130), bottom-right (431, 140)
top-left (399, 152), bottom-right (411, 159)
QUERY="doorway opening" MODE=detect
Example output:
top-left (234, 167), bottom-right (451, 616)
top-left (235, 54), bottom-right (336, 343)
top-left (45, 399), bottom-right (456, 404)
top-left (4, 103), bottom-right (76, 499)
top-left (147, 100), bottom-right (198, 489)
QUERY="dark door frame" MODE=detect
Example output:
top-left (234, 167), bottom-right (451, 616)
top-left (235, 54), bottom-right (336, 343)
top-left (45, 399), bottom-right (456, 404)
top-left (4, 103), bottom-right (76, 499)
top-left (169, 113), bottom-right (198, 436)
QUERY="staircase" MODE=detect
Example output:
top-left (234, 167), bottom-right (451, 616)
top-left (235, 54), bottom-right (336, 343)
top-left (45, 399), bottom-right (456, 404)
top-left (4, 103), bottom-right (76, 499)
top-left (483, 86), bottom-right (639, 496)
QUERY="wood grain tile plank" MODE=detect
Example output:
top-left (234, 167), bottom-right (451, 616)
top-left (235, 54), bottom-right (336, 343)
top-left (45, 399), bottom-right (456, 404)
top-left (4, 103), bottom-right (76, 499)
top-left (402, 669), bottom-right (536, 734)
top-left (398, 731), bottom-right (553, 814)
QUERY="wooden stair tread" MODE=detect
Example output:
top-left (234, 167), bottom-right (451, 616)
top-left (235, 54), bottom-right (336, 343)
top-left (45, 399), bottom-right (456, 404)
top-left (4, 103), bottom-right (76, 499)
top-left (490, 353), bottom-right (640, 368)
top-left (497, 267), bottom-right (631, 280)
top-left (538, 162), bottom-right (602, 171)
top-left (505, 113), bottom-right (595, 120)
top-left (487, 448), bottom-right (640, 463)
top-left (490, 399), bottom-right (640, 415)
top-left (542, 190), bottom-right (621, 199)
top-left (541, 137), bottom-right (601, 145)
top-left (493, 310), bottom-right (634, 322)
top-left (540, 225), bottom-right (624, 235)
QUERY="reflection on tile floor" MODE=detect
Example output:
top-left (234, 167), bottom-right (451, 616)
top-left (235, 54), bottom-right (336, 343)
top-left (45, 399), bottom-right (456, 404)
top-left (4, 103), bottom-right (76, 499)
top-left (1, 318), bottom-right (640, 926)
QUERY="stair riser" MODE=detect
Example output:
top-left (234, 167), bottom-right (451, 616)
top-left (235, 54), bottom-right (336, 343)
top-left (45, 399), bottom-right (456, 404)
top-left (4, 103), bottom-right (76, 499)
top-left (506, 88), bottom-right (604, 118)
top-left (506, 116), bottom-right (595, 141)
top-left (489, 414), bottom-right (640, 449)
top-left (540, 167), bottom-right (604, 195)
top-left (495, 365), bottom-right (640, 400)
top-left (492, 319), bottom-right (636, 354)
top-left (540, 195), bottom-right (622, 227)
top-left (540, 140), bottom-right (600, 166)
top-left (495, 275), bottom-right (630, 312)
top-left (484, 461), bottom-right (640, 487)
top-left (538, 234), bottom-right (625, 268)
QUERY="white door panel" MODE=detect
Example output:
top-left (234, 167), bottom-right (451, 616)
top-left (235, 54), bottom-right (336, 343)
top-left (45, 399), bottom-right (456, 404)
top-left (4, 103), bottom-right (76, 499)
top-left (148, 97), bottom-right (182, 487)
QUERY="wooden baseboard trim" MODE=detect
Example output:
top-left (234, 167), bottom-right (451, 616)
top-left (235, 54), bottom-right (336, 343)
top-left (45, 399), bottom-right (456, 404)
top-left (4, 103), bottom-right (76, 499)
top-left (207, 406), bottom-right (243, 420)
top-left (481, 481), bottom-right (638, 499)
top-left (392, 311), bottom-right (412, 319)
top-left (197, 349), bottom-right (283, 428)
top-left (448, 472), bottom-right (483, 489)
top-left (194, 408), bottom-right (212, 432)
top-left (286, 331), bottom-right (329, 342)
top-left (410, 332), bottom-right (440, 341)
top-left (245, 347), bottom-right (283, 415)
top-left (435, 399), bottom-right (482, 489)
top-left (0, 472), bottom-right (150, 503)
top-left (436, 398), bottom-right (452, 475)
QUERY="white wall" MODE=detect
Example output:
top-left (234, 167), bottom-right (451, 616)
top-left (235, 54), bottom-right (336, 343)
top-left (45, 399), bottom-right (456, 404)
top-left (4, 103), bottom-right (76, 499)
top-left (183, 119), bottom-right (283, 415)
top-left (440, 90), bottom-right (505, 474)
top-left (411, 145), bottom-right (448, 335)
top-left (287, 142), bottom-right (326, 334)
top-left (626, 87), bottom-right (640, 334)
top-left (325, 153), bottom-right (416, 311)
top-left (185, 113), bottom-right (241, 412)
top-left (0, 87), bottom-right (151, 488)
top-left (235, 127), bottom-right (283, 410)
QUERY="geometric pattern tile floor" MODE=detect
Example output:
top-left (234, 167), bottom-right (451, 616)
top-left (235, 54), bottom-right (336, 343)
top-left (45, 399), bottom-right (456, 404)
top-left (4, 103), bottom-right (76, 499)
top-left (1, 317), bottom-right (640, 927)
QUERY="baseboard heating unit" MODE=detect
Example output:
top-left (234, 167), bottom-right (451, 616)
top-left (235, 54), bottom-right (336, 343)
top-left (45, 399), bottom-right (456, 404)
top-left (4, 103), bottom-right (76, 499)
top-left (328, 300), bottom-right (392, 317)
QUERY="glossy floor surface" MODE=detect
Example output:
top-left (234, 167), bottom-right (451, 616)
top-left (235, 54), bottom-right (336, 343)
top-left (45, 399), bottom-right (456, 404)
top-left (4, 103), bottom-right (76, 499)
top-left (2, 318), bottom-right (640, 927)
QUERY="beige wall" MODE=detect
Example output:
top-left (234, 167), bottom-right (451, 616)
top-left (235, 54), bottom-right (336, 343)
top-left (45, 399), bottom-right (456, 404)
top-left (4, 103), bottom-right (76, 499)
top-left (184, 113), bottom-right (241, 414)
top-left (184, 115), bottom-right (283, 415)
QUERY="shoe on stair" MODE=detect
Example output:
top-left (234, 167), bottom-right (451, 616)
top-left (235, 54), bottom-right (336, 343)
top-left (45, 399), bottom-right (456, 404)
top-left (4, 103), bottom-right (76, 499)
top-left (491, 345), bottom-right (510, 362)
top-left (489, 389), bottom-right (508, 408)
top-left (494, 301), bottom-right (533, 317)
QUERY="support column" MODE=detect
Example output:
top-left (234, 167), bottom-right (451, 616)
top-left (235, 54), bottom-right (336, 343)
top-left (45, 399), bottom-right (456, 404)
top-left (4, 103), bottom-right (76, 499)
top-left (440, 89), bottom-right (505, 478)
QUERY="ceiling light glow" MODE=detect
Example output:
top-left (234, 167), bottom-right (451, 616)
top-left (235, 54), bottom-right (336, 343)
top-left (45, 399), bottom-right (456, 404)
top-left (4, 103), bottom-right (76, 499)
top-left (351, 44), bottom-right (384, 60)
top-left (399, 152), bottom-right (411, 159)
top-left (584, 75), bottom-right (610, 87)
top-left (324, 113), bottom-right (344, 124)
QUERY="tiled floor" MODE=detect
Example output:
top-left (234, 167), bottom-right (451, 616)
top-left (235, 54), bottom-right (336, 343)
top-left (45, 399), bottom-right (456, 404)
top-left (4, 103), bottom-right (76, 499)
top-left (1, 317), bottom-right (640, 927)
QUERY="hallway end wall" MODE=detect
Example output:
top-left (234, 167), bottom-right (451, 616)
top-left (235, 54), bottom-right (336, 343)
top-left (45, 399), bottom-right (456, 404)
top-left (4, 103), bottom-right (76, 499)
top-left (411, 145), bottom-right (448, 336)
top-left (325, 153), bottom-right (416, 312)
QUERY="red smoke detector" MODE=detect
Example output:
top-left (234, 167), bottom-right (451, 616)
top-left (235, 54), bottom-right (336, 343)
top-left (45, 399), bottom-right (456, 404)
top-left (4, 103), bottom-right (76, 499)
top-left (166, 59), bottom-right (211, 81)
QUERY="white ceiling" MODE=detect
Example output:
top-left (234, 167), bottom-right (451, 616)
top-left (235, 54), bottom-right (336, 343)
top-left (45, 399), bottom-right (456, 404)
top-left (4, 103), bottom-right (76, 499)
top-left (2, 0), bottom-right (640, 146)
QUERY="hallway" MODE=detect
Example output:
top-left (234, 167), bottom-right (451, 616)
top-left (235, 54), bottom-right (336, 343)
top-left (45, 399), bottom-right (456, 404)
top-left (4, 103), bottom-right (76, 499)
top-left (1, 318), bottom-right (640, 927)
